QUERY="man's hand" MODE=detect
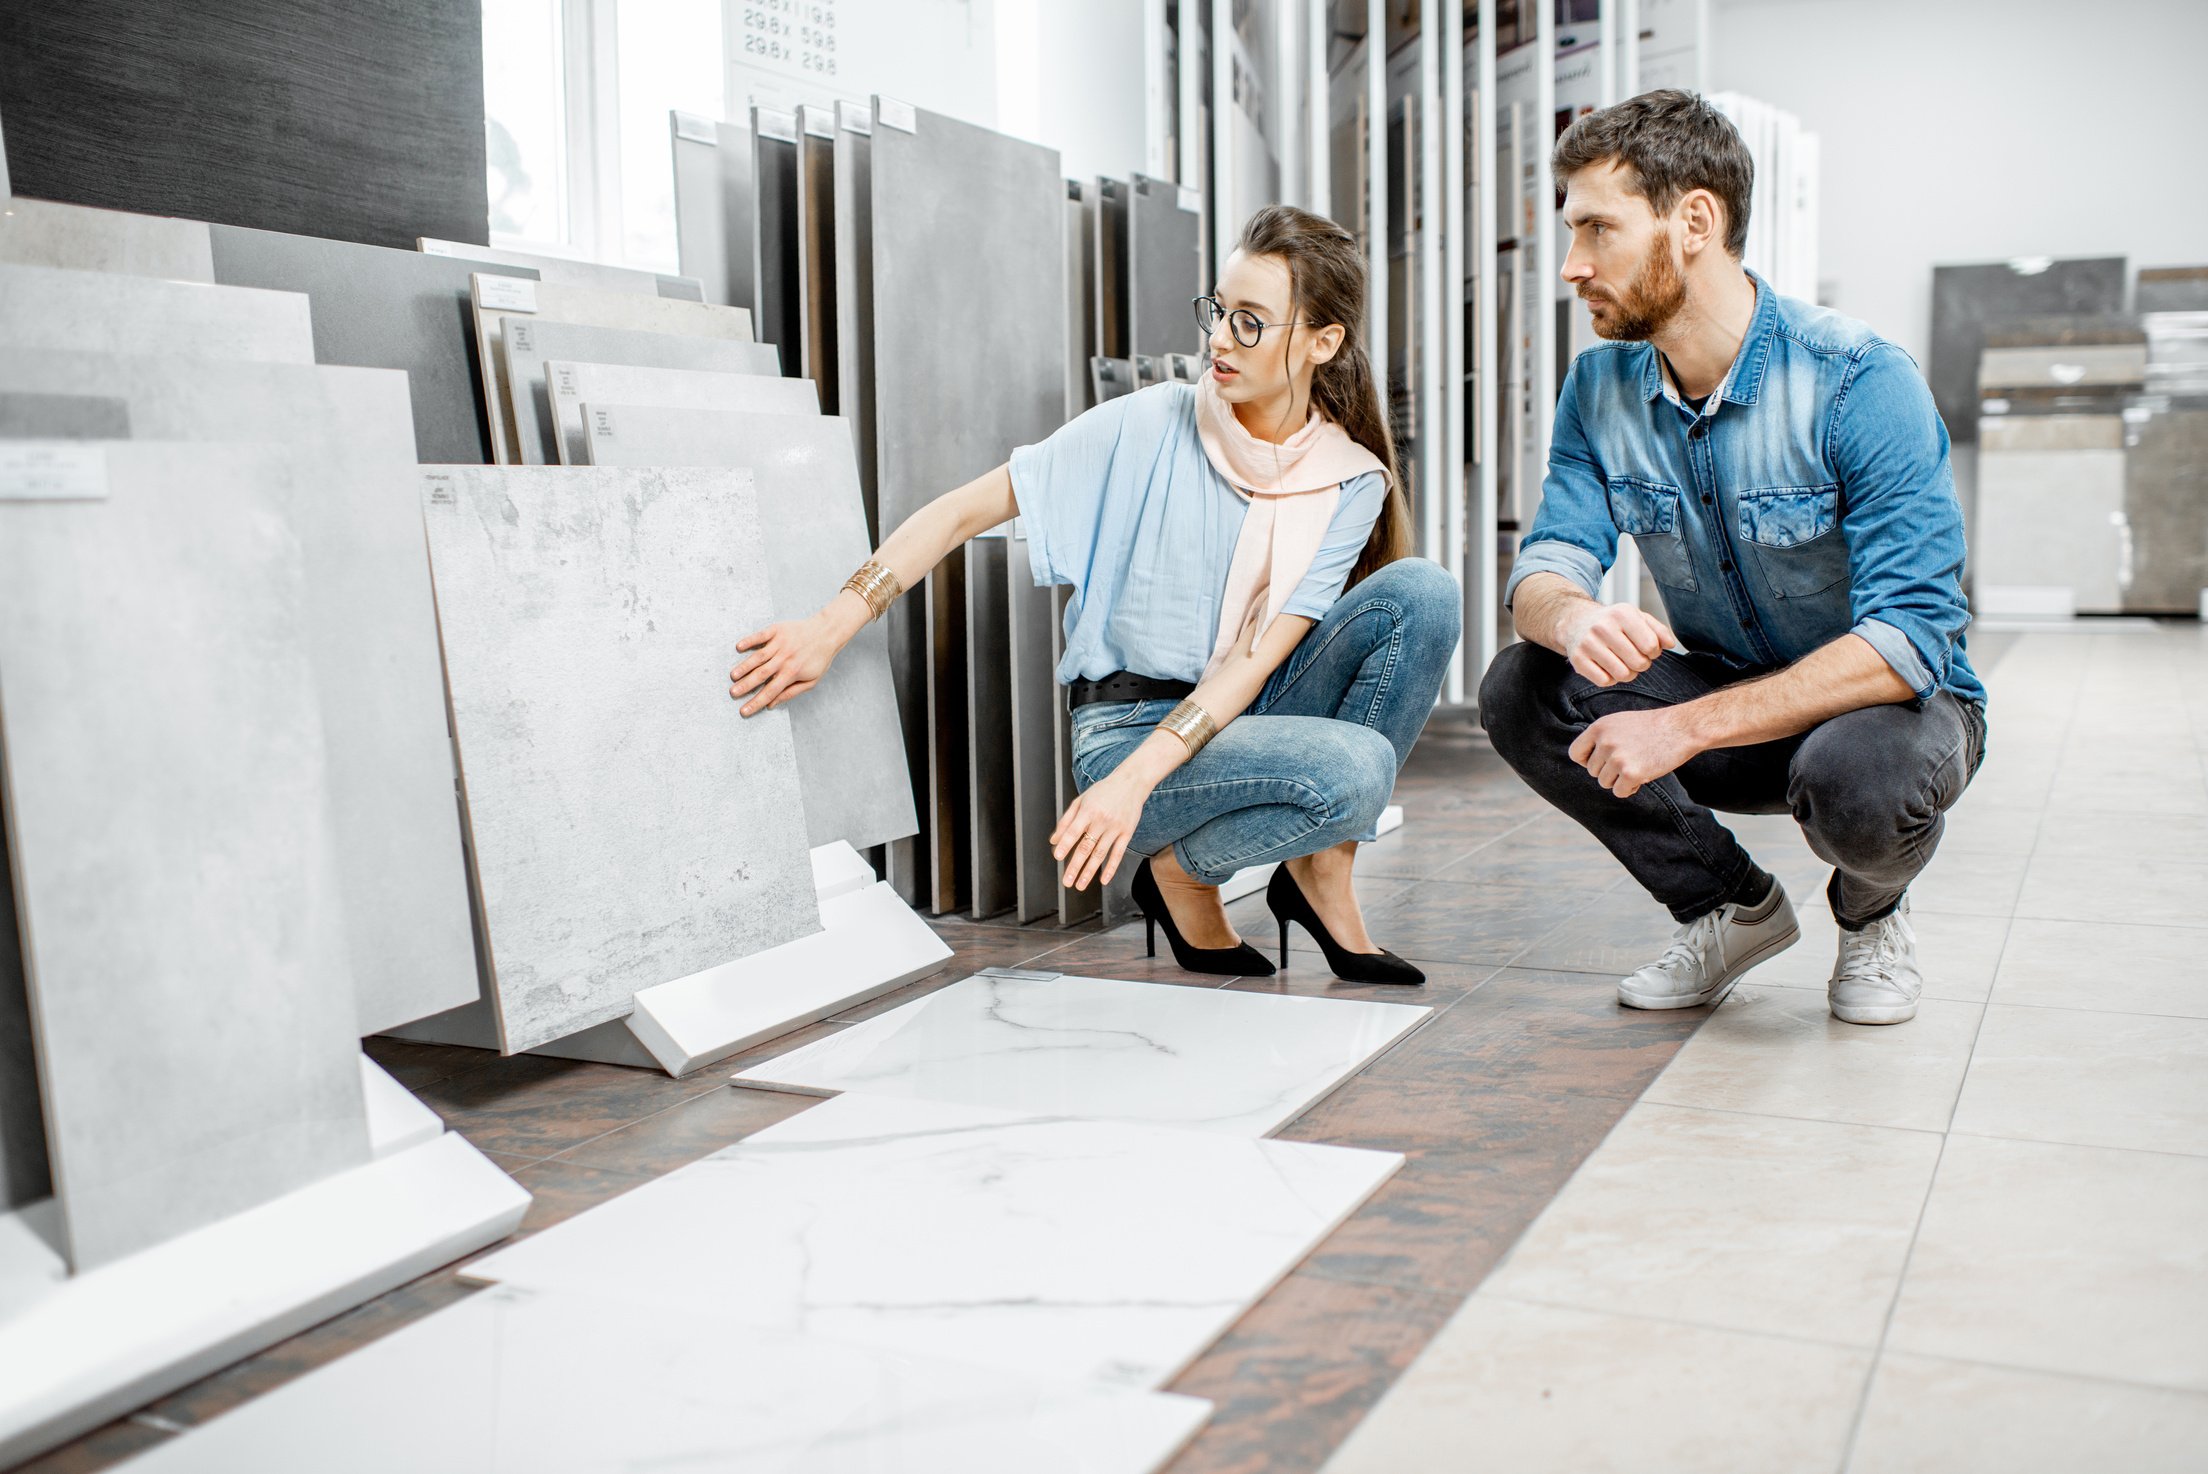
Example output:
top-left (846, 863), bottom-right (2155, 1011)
top-left (1051, 767), bottom-right (1151, 891)
top-left (1569, 708), bottom-right (1701, 799)
top-left (1561, 601), bottom-right (1679, 688)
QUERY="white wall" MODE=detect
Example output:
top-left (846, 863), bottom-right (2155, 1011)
top-left (1712, 0), bottom-right (2208, 363)
top-left (994, 0), bottom-right (1151, 184)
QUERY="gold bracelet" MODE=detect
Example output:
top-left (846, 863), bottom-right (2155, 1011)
top-left (1158, 699), bottom-right (1219, 758)
top-left (841, 559), bottom-right (904, 621)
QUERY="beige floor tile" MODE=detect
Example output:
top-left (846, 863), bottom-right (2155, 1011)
top-left (1993, 919), bottom-right (2208, 1017)
top-left (2013, 853), bottom-right (2208, 925)
top-left (1645, 986), bottom-right (1982, 1132)
top-left (1887, 1135), bottom-right (2208, 1390)
top-left (2029, 809), bottom-right (2208, 869)
top-left (1847, 1353), bottom-right (2208, 1474)
top-left (1322, 1297), bottom-right (1869, 1474)
top-left (1900, 849), bottom-right (2027, 918)
top-left (1951, 1005), bottom-right (2208, 1156)
top-left (1936, 803), bottom-right (2046, 856)
top-left (1482, 1103), bottom-right (1940, 1346)
top-left (1752, 905), bottom-right (2008, 1004)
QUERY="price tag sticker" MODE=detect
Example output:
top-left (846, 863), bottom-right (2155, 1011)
top-left (591, 408), bottom-right (618, 438)
top-left (552, 364), bottom-right (578, 397)
top-left (0, 443), bottom-right (108, 501)
top-left (1177, 185), bottom-right (1201, 214)
top-left (478, 275), bottom-right (538, 313)
top-left (876, 96), bottom-right (916, 134)
top-left (423, 471), bottom-right (458, 507)
top-left (507, 321), bottom-right (535, 354)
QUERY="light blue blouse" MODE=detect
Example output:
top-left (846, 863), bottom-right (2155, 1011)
top-left (1010, 383), bottom-right (1389, 685)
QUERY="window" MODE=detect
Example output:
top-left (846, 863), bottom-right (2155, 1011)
top-left (615, 0), bottom-right (724, 270)
top-left (482, 0), bottom-right (570, 246)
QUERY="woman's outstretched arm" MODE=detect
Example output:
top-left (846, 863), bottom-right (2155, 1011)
top-left (728, 462), bottom-right (1020, 715)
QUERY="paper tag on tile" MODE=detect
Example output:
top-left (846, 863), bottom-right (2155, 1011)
top-left (419, 238), bottom-right (457, 257)
top-left (0, 443), bottom-right (108, 501)
top-left (1178, 185), bottom-right (1201, 213)
top-left (755, 108), bottom-right (798, 144)
top-left (876, 97), bottom-right (916, 134)
top-left (422, 471), bottom-right (458, 506)
top-left (803, 109), bottom-right (835, 140)
top-left (507, 320), bottom-right (535, 353)
top-left (552, 364), bottom-right (579, 398)
top-left (672, 110), bottom-right (716, 144)
top-left (591, 408), bottom-right (618, 438)
top-left (478, 275), bottom-right (538, 313)
top-left (837, 100), bottom-right (872, 135)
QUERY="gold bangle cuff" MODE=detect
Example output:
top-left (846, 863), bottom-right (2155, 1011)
top-left (841, 559), bottom-right (904, 621)
top-left (1158, 699), bottom-right (1218, 757)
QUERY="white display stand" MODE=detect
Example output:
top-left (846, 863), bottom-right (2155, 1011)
top-left (0, 1059), bottom-right (526, 1467)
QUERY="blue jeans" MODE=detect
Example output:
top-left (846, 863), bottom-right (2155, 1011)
top-left (1070, 558), bottom-right (1460, 886)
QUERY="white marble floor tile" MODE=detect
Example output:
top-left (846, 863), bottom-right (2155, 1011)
top-left (1992, 919), bottom-right (2208, 1017)
top-left (2013, 853), bottom-right (2208, 925)
top-left (1645, 986), bottom-right (1982, 1132)
top-left (118, 1284), bottom-right (1210, 1474)
top-left (1480, 1104), bottom-right (1940, 1347)
top-left (731, 971), bottom-right (1430, 1136)
top-left (1846, 1353), bottom-right (2208, 1474)
top-left (1951, 1005), bottom-right (2208, 1156)
top-left (462, 1093), bottom-right (1401, 1389)
top-left (1750, 905), bottom-right (2008, 1003)
top-left (1887, 1135), bottom-right (2208, 1390)
top-left (1321, 1297), bottom-right (1869, 1474)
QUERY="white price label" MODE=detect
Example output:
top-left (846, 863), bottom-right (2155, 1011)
top-left (422, 472), bottom-right (458, 506)
top-left (837, 100), bottom-right (871, 135)
top-left (507, 321), bottom-right (534, 353)
top-left (477, 275), bottom-right (538, 313)
top-left (1177, 185), bottom-right (1201, 214)
top-left (553, 365), bottom-right (578, 396)
top-left (876, 96), bottom-right (916, 134)
top-left (591, 408), bottom-right (618, 438)
top-left (756, 108), bottom-right (799, 144)
top-left (672, 111), bottom-right (716, 144)
top-left (0, 443), bottom-right (108, 501)
top-left (803, 108), bottom-right (834, 140)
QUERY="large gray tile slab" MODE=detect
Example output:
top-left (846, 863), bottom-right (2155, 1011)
top-left (419, 466), bottom-right (820, 1053)
top-left (119, 1282), bottom-right (1212, 1474)
top-left (1126, 173), bottom-right (1201, 361)
top-left (669, 111), bottom-right (732, 308)
top-left (499, 316), bottom-right (779, 465)
top-left (206, 224), bottom-right (537, 462)
top-left (0, 196), bottom-right (214, 279)
top-left (1928, 258), bottom-right (2124, 443)
top-left (470, 276), bottom-right (755, 464)
top-left (1951, 1004), bottom-right (2208, 1156)
top-left (578, 406), bottom-right (919, 851)
top-left (464, 1092), bottom-right (1401, 1389)
top-left (0, 351), bottom-right (480, 1037)
top-left (1992, 918), bottom-right (2208, 1017)
top-left (0, 441), bottom-right (368, 1269)
top-left (966, 531), bottom-right (1018, 918)
top-left (1848, 1353), bottom-right (2208, 1474)
top-left (553, 360), bottom-right (816, 466)
top-left (420, 238), bottom-right (700, 297)
top-left (0, 261), bottom-right (312, 361)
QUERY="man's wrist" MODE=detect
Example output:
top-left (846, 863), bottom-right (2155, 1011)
top-left (1668, 696), bottom-right (1724, 754)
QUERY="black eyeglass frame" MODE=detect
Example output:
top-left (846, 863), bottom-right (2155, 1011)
top-left (1192, 295), bottom-right (1324, 349)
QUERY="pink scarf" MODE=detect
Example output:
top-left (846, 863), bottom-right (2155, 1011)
top-left (1194, 377), bottom-right (1386, 680)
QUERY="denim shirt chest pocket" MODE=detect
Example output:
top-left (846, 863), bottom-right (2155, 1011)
top-left (1605, 477), bottom-right (1698, 592)
top-left (1735, 484), bottom-right (1848, 598)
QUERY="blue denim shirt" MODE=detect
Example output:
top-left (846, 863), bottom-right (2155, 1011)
top-left (1505, 274), bottom-right (1984, 707)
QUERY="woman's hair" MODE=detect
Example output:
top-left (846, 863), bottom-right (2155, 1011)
top-left (1235, 204), bottom-right (1410, 589)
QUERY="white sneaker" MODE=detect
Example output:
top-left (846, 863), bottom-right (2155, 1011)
top-left (1618, 880), bottom-right (1800, 1010)
top-left (1828, 899), bottom-right (1923, 1025)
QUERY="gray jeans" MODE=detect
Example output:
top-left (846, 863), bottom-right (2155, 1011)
top-left (1480, 642), bottom-right (1988, 928)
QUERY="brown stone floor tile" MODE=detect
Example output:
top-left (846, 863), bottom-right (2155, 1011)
top-left (1224, 955), bottom-right (1503, 1004)
top-left (1336, 878), bottom-right (1576, 967)
top-left (499, 1159), bottom-right (657, 1236)
top-left (413, 1053), bottom-right (727, 1160)
top-left (360, 1034), bottom-right (490, 1091)
top-left (1434, 825), bottom-right (1632, 890)
top-left (552, 1083), bottom-right (818, 1174)
top-left (1161, 1273), bottom-right (1463, 1474)
top-left (1350, 811), bottom-right (1522, 878)
top-left (927, 918), bottom-right (1092, 973)
top-left (10, 1417), bottom-right (172, 1474)
top-left (1510, 889), bottom-right (1683, 975)
top-left (1015, 925), bottom-right (1250, 987)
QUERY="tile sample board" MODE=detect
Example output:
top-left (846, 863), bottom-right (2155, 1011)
top-left (1051, 584), bottom-right (1100, 925)
top-left (0, 0), bottom-right (486, 251)
top-left (870, 102), bottom-right (1067, 914)
top-left (751, 108), bottom-right (802, 377)
top-left (0, 814), bottom-right (47, 1211)
top-left (0, 442), bottom-right (369, 1268)
top-left (966, 532), bottom-right (1019, 919)
top-left (0, 261), bottom-right (312, 361)
top-left (464, 1092), bottom-right (1402, 1388)
top-left (121, 1283), bottom-right (1211, 1474)
top-left (796, 106), bottom-right (839, 399)
top-left (669, 111), bottom-right (730, 308)
top-left (715, 120), bottom-right (760, 311)
top-left (1128, 173), bottom-right (1202, 361)
top-left (1007, 533), bottom-right (1064, 921)
top-left (1928, 257), bottom-right (2125, 443)
top-left (206, 224), bottom-right (536, 463)
top-left (552, 361), bottom-right (816, 466)
top-left (0, 353), bottom-right (480, 1038)
top-left (500, 316), bottom-right (780, 465)
top-left (734, 970), bottom-right (1431, 1135)
top-left (419, 466), bottom-right (821, 1053)
top-left (471, 276), bottom-right (756, 465)
top-left (580, 407), bottom-right (920, 850)
top-left (831, 102), bottom-right (878, 534)
top-left (420, 238), bottom-right (701, 299)
top-left (0, 197), bottom-right (214, 280)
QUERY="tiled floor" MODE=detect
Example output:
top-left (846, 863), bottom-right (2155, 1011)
top-left (23, 625), bottom-right (2207, 1473)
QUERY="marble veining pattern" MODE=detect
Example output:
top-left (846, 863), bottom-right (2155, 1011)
top-left (734, 971), bottom-right (1430, 1135)
top-left (463, 1093), bottom-right (1403, 1387)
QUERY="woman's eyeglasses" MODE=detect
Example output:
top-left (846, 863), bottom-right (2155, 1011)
top-left (1193, 296), bottom-right (1320, 349)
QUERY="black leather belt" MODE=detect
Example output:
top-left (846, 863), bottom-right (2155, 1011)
top-left (1067, 671), bottom-right (1195, 711)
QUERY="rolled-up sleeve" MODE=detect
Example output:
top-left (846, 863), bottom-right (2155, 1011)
top-left (1009, 393), bottom-right (1136, 589)
top-left (1281, 471), bottom-right (1389, 620)
top-left (1830, 345), bottom-right (1970, 702)
top-left (1504, 359), bottom-right (1617, 608)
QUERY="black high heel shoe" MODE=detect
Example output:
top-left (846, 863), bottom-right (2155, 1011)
top-left (1131, 858), bottom-right (1276, 977)
top-left (1266, 865), bottom-right (1425, 985)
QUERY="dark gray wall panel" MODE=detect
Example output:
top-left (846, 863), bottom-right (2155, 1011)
top-left (1928, 257), bottom-right (2125, 444)
top-left (1128, 174), bottom-right (1201, 362)
top-left (0, 0), bottom-right (489, 251)
top-left (209, 224), bottom-right (536, 464)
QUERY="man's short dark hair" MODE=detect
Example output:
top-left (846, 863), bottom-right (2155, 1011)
top-left (1552, 89), bottom-right (1753, 259)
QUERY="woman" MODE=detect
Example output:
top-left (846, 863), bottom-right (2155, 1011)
top-left (730, 205), bottom-right (1458, 984)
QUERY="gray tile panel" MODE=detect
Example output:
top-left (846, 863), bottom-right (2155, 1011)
top-left (500, 316), bottom-right (780, 465)
top-left (0, 261), bottom-right (313, 361)
top-left (419, 238), bottom-right (702, 299)
top-left (552, 360), bottom-right (816, 466)
top-left (1929, 257), bottom-right (2125, 444)
top-left (1128, 173), bottom-right (1202, 361)
top-left (0, 196), bottom-right (213, 280)
top-left (966, 533), bottom-right (1018, 919)
top-left (670, 113), bottom-right (731, 308)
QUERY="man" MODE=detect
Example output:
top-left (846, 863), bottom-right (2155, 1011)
top-left (1480, 90), bottom-right (1985, 1025)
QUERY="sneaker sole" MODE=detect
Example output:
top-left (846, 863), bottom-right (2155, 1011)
top-left (1616, 915), bottom-right (1803, 1011)
top-left (1830, 999), bottom-right (1919, 1026)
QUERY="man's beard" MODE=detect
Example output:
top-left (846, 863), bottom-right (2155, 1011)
top-left (1583, 234), bottom-right (1687, 341)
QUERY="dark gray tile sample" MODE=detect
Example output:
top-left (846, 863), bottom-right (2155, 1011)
top-left (1050, 583), bottom-right (1098, 926)
top-left (578, 405), bottom-right (920, 852)
top-left (1065, 181), bottom-right (1096, 417)
top-left (1128, 173), bottom-right (1201, 361)
top-left (0, 806), bottom-right (49, 1211)
top-left (419, 466), bottom-right (821, 1054)
top-left (966, 532), bottom-right (1017, 920)
top-left (418, 239), bottom-right (702, 299)
top-left (0, 196), bottom-right (213, 279)
top-left (671, 112), bottom-right (731, 308)
top-left (796, 108), bottom-right (838, 401)
top-left (1094, 177), bottom-right (1129, 359)
top-left (2137, 267), bottom-right (2208, 314)
top-left (869, 101), bottom-right (1065, 914)
top-left (0, 0), bottom-right (487, 250)
top-left (0, 441), bottom-right (369, 1268)
top-left (751, 108), bottom-right (802, 381)
top-left (0, 352), bottom-right (480, 1038)
top-left (207, 223), bottom-right (537, 463)
top-left (1929, 257), bottom-right (2125, 443)
top-left (0, 261), bottom-right (313, 361)
top-left (2123, 405), bottom-right (2208, 614)
top-left (501, 316), bottom-right (781, 465)
top-left (1008, 533), bottom-right (1065, 924)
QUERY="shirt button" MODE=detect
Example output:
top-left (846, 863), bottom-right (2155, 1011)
top-left (1690, 423), bottom-right (1708, 439)
top-left (1700, 494), bottom-right (1714, 506)
top-left (1739, 616), bottom-right (1754, 630)
top-left (1719, 559), bottom-right (1735, 572)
